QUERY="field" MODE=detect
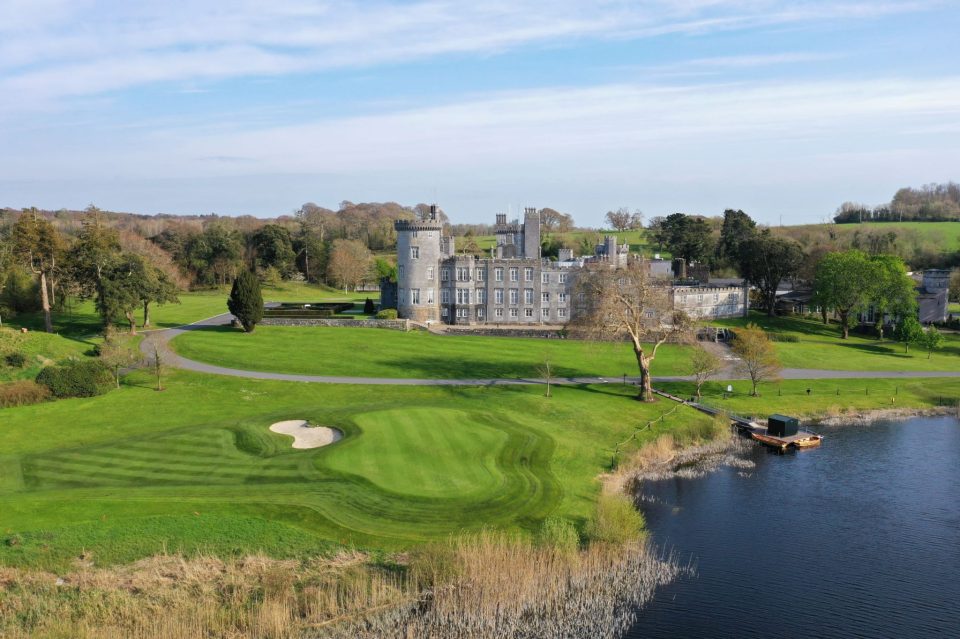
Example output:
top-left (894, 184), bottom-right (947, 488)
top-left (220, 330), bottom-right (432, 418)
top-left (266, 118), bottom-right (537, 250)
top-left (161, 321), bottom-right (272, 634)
top-left (0, 368), bottom-right (717, 570)
top-left (172, 325), bottom-right (690, 379)
top-left (712, 312), bottom-right (960, 371)
top-left (785, 220), bottom-right (960, 249)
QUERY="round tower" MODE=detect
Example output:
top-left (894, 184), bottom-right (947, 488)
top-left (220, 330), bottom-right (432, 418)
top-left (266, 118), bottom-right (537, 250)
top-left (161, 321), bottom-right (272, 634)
top-left (395, 206), bottom-right (444, 322)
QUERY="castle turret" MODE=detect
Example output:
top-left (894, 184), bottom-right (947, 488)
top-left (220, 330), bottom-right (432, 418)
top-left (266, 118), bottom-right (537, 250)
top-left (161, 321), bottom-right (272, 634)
top-left (394, 207), bottom-right (444, 322)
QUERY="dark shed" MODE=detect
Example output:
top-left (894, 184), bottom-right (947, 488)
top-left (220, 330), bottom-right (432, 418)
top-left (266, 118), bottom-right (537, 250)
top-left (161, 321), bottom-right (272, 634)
top-left (768, 414), bottom-right (799, 437)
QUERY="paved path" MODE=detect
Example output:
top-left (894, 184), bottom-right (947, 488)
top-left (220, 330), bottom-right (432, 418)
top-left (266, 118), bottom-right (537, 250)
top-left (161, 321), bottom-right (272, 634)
top-left (141, 314), bottom-right (960, 387)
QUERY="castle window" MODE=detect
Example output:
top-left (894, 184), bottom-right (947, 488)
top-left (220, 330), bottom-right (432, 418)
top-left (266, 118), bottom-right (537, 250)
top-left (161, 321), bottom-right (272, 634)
top-left (411, 231), bottom-right (418, 238)
top-left (558, 293), bottom-right (567, 304)
top-left (495, 308), bottom-right (504, 318)
top-left (476, 289), bottom-right (486, 303)
top-left (541, 308), bottom-right (549, 319)
top-left (426, 288), bottom-right (435, 304)
top-left (495, 267), bottom-right (503, 282)
top-left (558, 308), bottom-right (567, 318)
top-left (477, 307), bottom-right (485, 319)
top-left (477, 268), bottom-right (485, 281)
top-left (524, 268), bottom-right (533, 282)
top-left (509, 289), bottom-right (519, 305)
top-left (524, 308), bottom-right (534, 318)
top-left (441, 290), bottom-right (450, 304)
top-left (441, 268), bottom-right (450, 281)
top-left (509, 308), bottom-right (518, 318)
top-left (410, 247), bottom-right (419, 259)
top-left (541, 292), bottom-right (550, 304)
top-left (398, 265), bottom-right (405, 279)
top-left (456, 289), bottom-right (470, 304)
top-left (411, 289), bottom-right (420, 305)
top-left (495, 288), bottom-right (504, 304)
top-left (714, 293), bottom-right (719, 302)
top-left (441, 307), bottom-right (448, 317)
top-left (558, 273), bottom-right (567, 284)
top-left (456, 267), bottom-right (469, 281)
top-left (456, 308), bottom-right (468, 318)
top-left (426, 266), bottom-right (433, 280)
top-left (524, 289), bottom-right (533, 304)
top-left (697, 294), bottom-right (704, 303)
top-left (542, 273), bottom-right (550, 284)
top-left (509, 268), bottom-right (519, 282)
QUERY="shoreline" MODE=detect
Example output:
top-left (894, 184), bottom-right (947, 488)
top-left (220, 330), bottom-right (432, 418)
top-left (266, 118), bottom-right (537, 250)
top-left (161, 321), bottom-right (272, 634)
top-left (807, 405), bottom-right (956, 427)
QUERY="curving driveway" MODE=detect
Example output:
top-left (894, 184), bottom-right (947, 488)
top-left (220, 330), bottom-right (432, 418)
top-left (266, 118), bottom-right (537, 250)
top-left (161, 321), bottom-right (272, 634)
top-left (140, 314), bottom-right (960, 386)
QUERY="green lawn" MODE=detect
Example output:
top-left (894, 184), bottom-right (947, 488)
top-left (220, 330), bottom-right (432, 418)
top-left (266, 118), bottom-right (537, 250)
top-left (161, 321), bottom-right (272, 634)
top-left (171, 325), bottom-right (690, 379)
top-left (4, 282), bottom-right (377, 337)
top-left (0, 369), bottom-right (711, 570)
top-left (713, 311), bottom-right (960, 371)
top-left (783, 220), bottom-right (960, 249)
top-left (657, 377), bottom-right (960, 421)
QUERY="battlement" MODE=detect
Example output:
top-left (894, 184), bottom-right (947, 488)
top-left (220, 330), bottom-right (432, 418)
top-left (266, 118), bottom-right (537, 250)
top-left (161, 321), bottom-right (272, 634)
top-left (394, 219), bottom-right (444, 232)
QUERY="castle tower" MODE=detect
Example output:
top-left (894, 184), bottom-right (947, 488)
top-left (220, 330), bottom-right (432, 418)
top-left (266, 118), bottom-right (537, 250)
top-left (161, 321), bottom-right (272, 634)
top-left (394, 205), bottom-right (444, 322)
top-left (523, 207), bottom-right (540, 259)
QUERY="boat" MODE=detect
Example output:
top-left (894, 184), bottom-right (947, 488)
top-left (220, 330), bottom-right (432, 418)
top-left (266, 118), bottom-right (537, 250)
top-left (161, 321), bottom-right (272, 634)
top-left (750, 432), bottom-right (789, 451)
top-left (793, 434), bottom-right (824, 448)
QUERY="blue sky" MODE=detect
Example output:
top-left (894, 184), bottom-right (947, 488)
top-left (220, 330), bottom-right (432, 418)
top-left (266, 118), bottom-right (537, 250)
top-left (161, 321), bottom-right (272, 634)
top-left (1, 1), bottom-right (958, 226)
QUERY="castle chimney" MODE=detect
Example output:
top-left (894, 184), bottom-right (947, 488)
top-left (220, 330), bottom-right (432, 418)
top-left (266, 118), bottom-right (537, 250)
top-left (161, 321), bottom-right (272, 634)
top-left (496, 213), bottom-right (507, 226)
top-left (430, 204), bottom-right (438, 221)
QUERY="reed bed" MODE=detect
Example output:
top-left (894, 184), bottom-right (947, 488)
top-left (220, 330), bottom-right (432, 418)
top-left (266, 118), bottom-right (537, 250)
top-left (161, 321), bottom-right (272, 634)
top-left (0, 532), bottom-right (684, 639)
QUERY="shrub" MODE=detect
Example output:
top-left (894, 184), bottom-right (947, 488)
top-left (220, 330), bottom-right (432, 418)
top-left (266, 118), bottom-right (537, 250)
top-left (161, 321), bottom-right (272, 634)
top-left (585, 494), bottom-right (646, 545)
top-left (376, 308), bottom-right (398, 319)
top-left (364, 297), bottom-right (376, 314)
top-left (35, 360), bottom-right (114, 398)
top-left (0, 267), bottom-right (41, 313)
top-left (0, 380), bottom-right (51, 408)
top-left (537, 516), bottom-right (580, 553)
top-left (4, 351), bottom-right (27, 368)
top-left (768, 333), bottom-right (800, 343)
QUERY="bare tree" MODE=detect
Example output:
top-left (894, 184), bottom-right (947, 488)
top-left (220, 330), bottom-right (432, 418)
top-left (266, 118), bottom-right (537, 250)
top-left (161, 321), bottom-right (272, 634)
top-left (689, 345), bottom-right (722, 399)
top-left (730, 323), bottom-right (781, 396)
top-left (605, 207), bottom-right (632, 232)
top-left (536, 353), bottom-right (555, 398)
top-left (326, 239), bottom-right (373, 292)
top-left (153, 343), bottom-right (165, 391)
top-left (571, 258), bottom-right (692, 401)
top-left (98, 326), bottom-right (143, 388)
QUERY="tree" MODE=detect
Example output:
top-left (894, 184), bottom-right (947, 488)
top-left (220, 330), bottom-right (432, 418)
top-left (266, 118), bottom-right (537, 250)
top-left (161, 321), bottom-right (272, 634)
top-left (98, 327), bottom-right (143, 388)
top-left (67, 210), bottom-right (122, 299)
top-left (227, 270), bottom-right (263, 332)
top-left (647, 216), bottom-right (668, 253)
top-left (737, 231), bottom-right (804, 316)
top-left (920, 325), bottom-right (944, 359)
top-left (97, 253), bottom-right (152, 334)
top-left (11, 210), bottom-right (65, 333)
top-left (537, 353), bottom-right (555, 398)
top-left (251, 224), bottom-right (296, 276)
top-left (605, 207), bottom-right (632, 232)
top-left (813, 250), bottom-right (875, 338)
top-left (326, 239), bottom-right (373, 292)
top-left (689, 345), bottom-right (722, 399)
top-left (141, 267), bottom-right (180, 328)
top-left (949, 269), bottom-right (960, 304)
top-left (868, 254), bottom-right (917, 340)
top-left (153, 343), bottom-right (165, 391)
top-left (539, 208), bottom-right (575, 234)
top-left (571, 258), bottom-right (693, 401)
top-left (661, 213), bottom-right (714, 264)
top-left (894, 316), bottom-right (924, 353)
top-left (730, 323), bottom-right (782, 396)
top-left (717, 209), bottom-right (756, 266)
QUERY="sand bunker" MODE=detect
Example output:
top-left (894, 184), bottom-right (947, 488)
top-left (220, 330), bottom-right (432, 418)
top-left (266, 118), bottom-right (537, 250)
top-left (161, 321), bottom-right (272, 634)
top-left (269, 420), bottom-right (342, 449)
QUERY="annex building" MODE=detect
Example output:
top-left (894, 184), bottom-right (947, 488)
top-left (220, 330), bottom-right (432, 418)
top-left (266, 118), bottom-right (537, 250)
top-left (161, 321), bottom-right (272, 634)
top-left (388, 206), bottom-right (749, 326)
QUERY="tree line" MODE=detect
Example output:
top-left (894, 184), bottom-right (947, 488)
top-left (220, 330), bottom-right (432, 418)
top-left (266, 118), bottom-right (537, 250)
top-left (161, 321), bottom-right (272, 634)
top-left (833, 182), bottom-right (960, 223)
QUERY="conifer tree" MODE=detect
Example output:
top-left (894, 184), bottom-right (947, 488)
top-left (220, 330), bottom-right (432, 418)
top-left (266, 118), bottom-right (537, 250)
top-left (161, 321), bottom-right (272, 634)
top-left (227, 270), bottom-right (263, 332)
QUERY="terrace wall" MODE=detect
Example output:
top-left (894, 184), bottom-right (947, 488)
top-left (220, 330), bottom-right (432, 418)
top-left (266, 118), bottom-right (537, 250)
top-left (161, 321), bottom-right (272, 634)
top-left (260, 318), bottom-right (410, 331)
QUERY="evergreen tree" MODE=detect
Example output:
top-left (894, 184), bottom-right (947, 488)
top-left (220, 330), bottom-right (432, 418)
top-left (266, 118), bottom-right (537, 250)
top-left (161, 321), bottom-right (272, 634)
top-left (227, 270), bottom-right (263, 332)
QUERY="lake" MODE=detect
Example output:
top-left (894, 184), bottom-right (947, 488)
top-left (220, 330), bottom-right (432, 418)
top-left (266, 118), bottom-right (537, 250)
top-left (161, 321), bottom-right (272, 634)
top-left (628, 415), bottom-right (960, 639)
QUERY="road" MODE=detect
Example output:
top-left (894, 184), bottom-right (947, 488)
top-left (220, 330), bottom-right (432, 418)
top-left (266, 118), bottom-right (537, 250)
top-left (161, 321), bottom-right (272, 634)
top-left (140, 314), bottom-right (960, 386)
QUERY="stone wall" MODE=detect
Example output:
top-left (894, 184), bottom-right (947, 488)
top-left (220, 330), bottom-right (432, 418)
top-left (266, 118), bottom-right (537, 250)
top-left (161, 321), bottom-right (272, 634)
top-left (260, 318), bottom-right (410, 331)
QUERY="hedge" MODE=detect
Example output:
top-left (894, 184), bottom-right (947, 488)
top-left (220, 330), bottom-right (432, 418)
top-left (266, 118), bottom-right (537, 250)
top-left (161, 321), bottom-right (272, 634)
top-left (35, 360), bottom-right (114, 399)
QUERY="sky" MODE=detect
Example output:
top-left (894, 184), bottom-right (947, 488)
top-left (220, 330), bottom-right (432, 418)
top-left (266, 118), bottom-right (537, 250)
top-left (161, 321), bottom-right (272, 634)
top-left (1, 1), bottom-right (959, 227)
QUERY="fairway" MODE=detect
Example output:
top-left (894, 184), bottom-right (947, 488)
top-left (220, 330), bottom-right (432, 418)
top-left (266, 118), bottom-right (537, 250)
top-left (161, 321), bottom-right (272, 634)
top-left (0, 368), bottom-right (715, 570)
top-left (171, 324), bottom-right (690, 379)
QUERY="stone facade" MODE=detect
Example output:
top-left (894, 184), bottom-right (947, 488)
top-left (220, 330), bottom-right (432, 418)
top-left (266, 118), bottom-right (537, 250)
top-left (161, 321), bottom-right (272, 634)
top-left (390, 207), bottom-right (748, 325)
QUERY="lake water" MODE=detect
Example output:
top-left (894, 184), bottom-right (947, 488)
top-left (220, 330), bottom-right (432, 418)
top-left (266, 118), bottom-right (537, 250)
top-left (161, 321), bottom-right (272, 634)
top-left (628, 415), bottom-right (960, 639)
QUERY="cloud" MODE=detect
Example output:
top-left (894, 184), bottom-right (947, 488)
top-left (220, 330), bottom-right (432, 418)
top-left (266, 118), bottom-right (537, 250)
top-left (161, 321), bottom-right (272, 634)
top-left (0, 1), bottom-right (939, 111)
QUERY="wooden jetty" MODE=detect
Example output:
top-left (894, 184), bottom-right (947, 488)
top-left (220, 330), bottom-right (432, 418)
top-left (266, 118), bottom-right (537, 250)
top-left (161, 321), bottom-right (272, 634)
top-left (652, 390), bottom-right (823, 452)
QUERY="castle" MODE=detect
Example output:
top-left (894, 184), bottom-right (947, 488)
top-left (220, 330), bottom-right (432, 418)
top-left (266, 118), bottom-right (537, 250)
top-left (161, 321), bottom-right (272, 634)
top-left (389, 205), bottom-right (748, 325)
